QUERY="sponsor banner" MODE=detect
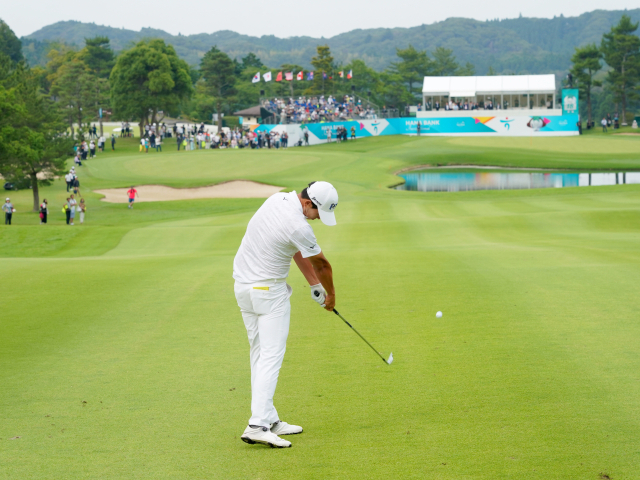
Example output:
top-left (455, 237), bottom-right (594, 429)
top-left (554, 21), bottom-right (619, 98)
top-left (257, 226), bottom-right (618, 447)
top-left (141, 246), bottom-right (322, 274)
top-left (562, 89), bottom-right (579, 115)
top-left (254, 114), bottom-right (579, 146)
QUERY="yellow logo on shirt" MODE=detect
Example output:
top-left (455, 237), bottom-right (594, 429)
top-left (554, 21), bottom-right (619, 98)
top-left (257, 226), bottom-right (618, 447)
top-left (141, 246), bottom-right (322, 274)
top-left (253, 286), bottom-right (270, 291)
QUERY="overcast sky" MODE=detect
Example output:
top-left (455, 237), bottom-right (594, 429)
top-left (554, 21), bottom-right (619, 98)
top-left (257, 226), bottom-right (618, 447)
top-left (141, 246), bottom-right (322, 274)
top-left (3, 0), bottom-right (638, 38)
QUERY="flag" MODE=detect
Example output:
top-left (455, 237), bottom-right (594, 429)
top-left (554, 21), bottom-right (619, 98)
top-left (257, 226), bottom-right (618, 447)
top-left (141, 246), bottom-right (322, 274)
top-left (276, 72), bottom-right (283, 82)
top-left (252, 72), bottom-right (260, 83)
top-left (285, 72), bottom-right (293, 81)
top-left (307, 71), bottom-right (314, 80)
top-left (347, 70), bottom-right (353, 79)
top-left (263, 71), bottom-right (272, 82)
top-left (297, 71), bottom-right (304, 81)
top-left (323, 71), bottom-right (327, 80)
top-left (339, 71), bottom-right (344, 78)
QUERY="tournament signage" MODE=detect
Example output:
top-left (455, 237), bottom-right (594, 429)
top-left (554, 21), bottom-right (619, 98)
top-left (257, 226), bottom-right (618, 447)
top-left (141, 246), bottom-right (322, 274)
top-left (254, 114), bottom-right (579, 146)
top-left (562, 89), bottom-right (579, 115)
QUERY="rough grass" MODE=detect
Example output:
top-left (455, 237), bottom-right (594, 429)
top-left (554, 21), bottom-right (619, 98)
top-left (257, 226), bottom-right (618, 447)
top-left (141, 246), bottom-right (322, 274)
top-left (1, 134), bottom-right (640, 479)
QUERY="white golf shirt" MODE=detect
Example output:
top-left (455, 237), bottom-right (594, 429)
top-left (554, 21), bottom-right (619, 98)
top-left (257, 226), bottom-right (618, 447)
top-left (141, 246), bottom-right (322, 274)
top-left (233, 191), bottom-right (321, 284)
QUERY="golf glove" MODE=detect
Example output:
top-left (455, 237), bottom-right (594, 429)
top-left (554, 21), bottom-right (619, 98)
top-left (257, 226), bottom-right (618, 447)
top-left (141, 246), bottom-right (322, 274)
top-left (310, 284), bottom-right (326, 306)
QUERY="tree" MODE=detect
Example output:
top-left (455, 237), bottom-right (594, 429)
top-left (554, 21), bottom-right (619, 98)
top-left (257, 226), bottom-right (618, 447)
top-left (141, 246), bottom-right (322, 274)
top-left (110, 39), bottom-right (192, 136)
top-left (0, 19), bottom-right (23, 64)
top-left (310, 45), bottom-right (334, 95)
top-left (342, 59), bottom-right (382, 103)
top-left (432, 47), bottom-right (460, 76)
top-left (601, 15), bottom-right (640, 125)
top-left (49, 57), bottom-right (97, 139)
top-left (241, 53), bottom-right (264, 70)
top-left (457, 62), bottom-right (476, 76)
top-left (0, 65), bottom-right (74, 211)
top-left (390, 45), bottom-right (432, 99)
top-left (80, 37), bottom-right (114, 136)
top-left (378, 71), bottom-right (415, 111)
top-left (200, 46), bottom-right (237, 132)
top-left (81, 36), bottom-right (115, 79)
top-left (570, 43), bottom-right (602, 124)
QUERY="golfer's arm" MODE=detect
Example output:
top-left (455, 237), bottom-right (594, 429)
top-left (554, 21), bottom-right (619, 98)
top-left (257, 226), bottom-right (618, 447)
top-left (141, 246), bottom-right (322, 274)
top-left (307, 252), bottom-right (335, 297)
top-left (293, 251), bottom-right (320, 285)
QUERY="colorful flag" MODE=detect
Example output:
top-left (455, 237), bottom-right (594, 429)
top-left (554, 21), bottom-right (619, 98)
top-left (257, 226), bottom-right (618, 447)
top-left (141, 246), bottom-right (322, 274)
top-left (297, 71), bottom-right (304, 81)
top-left (263, 71), bottom-right (272, 82)
top-left (307, 71), bottom-right (314, 80)
top-left (347, 70), bottom-right (353, 79)
top-left (339, 71), bottom-right (344, 78)
top-left (285, 72), bottom-right (293, 81)
top-left (323, 71), bottom-right (327, 80)
top-left (252, 72), bottom-right (260, 83)
top-left (276, 72), bottom-right (283, 82)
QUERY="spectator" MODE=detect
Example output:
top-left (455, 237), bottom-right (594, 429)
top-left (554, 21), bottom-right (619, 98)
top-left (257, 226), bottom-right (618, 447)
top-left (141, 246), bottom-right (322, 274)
top-left (39, 199), bottom-right (48, 224)
top-left (63, 198), bottom-right (71, 225)
top-left (69, 194), bottom-right (77, 226)
top-left (79, 198), bottom-right (86, 225)
top-left (3, 198), bottom-right (14, 225)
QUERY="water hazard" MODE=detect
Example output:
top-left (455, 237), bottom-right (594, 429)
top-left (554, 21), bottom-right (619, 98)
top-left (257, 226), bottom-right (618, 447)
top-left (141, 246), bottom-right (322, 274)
top-left (395, 170), bottom-right (640, 192)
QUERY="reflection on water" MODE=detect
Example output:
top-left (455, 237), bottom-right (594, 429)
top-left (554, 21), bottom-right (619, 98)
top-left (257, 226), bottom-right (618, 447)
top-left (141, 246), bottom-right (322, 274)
top-left (396, 171), bottom-right (640, 192)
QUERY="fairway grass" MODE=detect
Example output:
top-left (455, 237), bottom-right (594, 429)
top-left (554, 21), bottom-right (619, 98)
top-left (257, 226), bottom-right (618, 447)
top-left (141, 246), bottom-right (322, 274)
top-left (1, 135), bottom-right (640, 479)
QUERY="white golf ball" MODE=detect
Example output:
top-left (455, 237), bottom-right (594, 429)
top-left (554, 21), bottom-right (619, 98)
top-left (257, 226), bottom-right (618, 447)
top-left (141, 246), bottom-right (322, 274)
top-left (436, 311), bottom-right (443, 318)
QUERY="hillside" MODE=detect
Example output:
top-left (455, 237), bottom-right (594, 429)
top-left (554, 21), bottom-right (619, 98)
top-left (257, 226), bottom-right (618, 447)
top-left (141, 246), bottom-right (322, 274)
top-left (22, 9), bottom-right (640, 74)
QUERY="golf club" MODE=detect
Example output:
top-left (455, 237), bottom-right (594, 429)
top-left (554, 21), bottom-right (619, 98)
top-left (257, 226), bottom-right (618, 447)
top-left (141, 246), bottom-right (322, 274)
top-left (333, 309), bottom-right (393, 365)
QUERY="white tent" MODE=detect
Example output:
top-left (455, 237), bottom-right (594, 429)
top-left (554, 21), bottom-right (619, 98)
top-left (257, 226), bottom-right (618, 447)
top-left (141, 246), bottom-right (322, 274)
top-left (422, 75), bottom-right (556, 96)
top-left (422, 74), bottom-right (557, 110)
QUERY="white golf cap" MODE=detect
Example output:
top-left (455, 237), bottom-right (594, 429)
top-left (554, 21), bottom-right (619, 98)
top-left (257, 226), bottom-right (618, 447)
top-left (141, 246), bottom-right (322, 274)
top-left (307, 181), bottom-right (338, 226)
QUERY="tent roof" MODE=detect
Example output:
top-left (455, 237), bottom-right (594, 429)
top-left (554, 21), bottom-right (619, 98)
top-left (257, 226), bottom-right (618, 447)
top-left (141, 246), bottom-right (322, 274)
top-left (234, 106), bottom-right (262, 116)
top-left (422, 75), bottom-right (556, 96)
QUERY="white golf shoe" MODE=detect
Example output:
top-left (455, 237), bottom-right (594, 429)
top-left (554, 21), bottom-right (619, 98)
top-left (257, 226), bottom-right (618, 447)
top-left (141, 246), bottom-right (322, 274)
top-left (241, 425), bottom-right (291, 448)
top-left (270, 420), bottom-right (303, 435)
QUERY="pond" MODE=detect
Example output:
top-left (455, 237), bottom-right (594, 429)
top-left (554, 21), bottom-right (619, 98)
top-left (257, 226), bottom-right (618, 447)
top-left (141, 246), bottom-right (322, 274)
top-left (395, 170), bottom-right (640, 192)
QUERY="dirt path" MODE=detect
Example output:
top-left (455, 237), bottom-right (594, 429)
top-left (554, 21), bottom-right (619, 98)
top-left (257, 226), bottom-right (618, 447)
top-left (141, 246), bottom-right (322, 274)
top-left (95, 180), bottom-right (283, 203)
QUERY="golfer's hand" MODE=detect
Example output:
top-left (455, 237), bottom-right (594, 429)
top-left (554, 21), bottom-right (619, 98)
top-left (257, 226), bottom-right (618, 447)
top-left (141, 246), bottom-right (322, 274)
top-left (310, 284), bottom-right (326, 306)
top-left (323, 294), bottom-right (335, 311)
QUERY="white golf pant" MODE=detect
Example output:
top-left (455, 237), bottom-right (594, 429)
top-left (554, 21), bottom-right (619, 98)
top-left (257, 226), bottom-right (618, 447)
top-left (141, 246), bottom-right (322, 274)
top-left (234, 279), bottom-right (292, 427)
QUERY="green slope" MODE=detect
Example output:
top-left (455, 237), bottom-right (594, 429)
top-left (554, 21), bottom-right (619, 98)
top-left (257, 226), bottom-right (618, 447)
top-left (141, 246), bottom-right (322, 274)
top-left (1, 134), bottom-right (640, 479)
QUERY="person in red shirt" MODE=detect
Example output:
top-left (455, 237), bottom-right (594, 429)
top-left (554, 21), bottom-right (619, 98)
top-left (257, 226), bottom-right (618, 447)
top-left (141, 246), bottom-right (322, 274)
top-left (127, 186), bottom-right (139, 209)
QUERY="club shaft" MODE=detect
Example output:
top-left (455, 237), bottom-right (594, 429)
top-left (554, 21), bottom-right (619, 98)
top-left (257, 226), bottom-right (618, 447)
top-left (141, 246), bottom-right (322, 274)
top-left (333, 309), bottom-right (388, 364)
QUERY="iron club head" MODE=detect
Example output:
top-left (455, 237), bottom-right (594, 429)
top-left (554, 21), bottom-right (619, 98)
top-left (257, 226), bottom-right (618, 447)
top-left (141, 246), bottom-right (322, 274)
top-left (387, 352), bottom-right (394, 365)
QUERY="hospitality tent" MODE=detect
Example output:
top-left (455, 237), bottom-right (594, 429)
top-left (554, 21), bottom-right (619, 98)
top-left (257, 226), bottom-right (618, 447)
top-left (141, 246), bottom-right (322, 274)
top-left (422, 75), bottom-right (556, 110)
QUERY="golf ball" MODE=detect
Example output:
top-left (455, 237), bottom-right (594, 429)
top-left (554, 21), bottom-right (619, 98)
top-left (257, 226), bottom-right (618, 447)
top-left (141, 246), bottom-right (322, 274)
top-left (436, 311), bottom-right (443, 318)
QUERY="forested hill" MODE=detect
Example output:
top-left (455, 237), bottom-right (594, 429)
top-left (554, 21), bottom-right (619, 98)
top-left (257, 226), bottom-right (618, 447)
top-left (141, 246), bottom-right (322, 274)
top-left (23, 9), bottom-right (640, 75)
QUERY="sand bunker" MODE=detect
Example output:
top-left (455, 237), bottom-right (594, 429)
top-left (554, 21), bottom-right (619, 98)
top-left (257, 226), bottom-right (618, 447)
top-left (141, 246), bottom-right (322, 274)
top-left (95, 181), bottom-right (283, 203)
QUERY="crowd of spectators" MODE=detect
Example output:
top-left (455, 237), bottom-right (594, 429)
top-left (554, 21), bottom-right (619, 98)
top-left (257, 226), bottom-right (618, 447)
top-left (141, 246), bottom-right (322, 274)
top-left (261, 95), bottom-right (378, 124)
top-left (133, 122), bottom-right (297, 151)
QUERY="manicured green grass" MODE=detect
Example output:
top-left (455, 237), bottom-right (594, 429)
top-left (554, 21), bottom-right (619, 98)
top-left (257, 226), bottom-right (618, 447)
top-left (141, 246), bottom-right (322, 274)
top-left (2, 134), bottom-right (640, 479)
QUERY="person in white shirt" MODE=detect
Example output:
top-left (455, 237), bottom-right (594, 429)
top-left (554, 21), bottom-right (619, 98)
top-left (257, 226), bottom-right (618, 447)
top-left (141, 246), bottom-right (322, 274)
top-left (234, 181), bottom-right (339, 448)
top-left (68, 194), bottom-right (77, 226)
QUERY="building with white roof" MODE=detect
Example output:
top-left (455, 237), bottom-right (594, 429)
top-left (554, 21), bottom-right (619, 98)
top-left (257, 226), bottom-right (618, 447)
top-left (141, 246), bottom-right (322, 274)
top-left (419, 75), bottom-right (558, 117)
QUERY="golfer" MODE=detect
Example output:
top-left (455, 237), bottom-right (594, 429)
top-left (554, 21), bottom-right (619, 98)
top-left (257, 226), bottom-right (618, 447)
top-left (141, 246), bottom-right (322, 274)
top-left (233, 181), bottom-right (338, 448)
